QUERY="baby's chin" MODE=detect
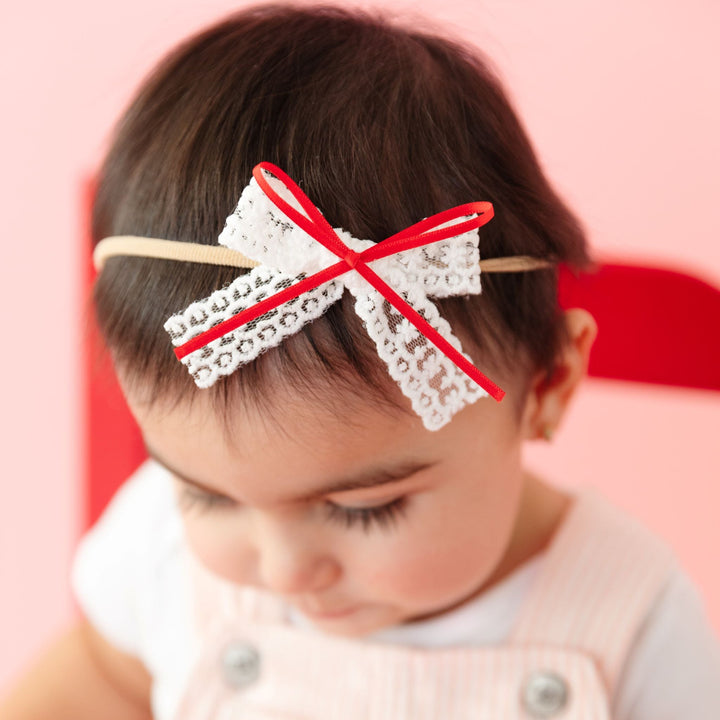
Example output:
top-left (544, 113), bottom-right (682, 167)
top-left (292, 604), bottom-right (409, 639)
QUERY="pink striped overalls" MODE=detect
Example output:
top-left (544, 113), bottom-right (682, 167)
top-left (173, 491), bottom-right (673, 719)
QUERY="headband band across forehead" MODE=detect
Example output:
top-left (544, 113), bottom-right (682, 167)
top-left (94, 162), bottom-right (553, 431)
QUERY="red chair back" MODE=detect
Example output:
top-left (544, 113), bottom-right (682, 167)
top-left (559, 263), bottom-right (720, 392)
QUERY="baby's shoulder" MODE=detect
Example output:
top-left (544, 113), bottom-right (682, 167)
top-left (560, 488), bottom-right (676, 566)
top-left (71, 459), bottom-right (191, 662)
top-left (82, 459), bottom-right (183, 557)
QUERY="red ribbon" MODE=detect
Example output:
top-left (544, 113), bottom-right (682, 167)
top-left (175, 162), bottom-right (505, 401)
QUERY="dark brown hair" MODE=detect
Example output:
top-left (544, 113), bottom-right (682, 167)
top-left (91, 3), bottom-right (590, 419)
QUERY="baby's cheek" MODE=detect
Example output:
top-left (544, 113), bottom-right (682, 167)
top-left (183, 516), bottom-right (257, 585)
top-left (361, 531), bottom-right (494, 607)
top-left (356, 491), bottom-right (523, 627)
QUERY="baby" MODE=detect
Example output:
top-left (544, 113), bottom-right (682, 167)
top-left (3, 5), bottom-right (719, 719)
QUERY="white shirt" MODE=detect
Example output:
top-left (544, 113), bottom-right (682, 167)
top-left (71, 460), bottom-right (720, 720)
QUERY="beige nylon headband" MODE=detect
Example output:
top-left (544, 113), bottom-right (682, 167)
top-left (93, 236), bottom-right (555, 273)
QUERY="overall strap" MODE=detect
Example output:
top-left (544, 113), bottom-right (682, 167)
top-left (510, 490), bottom-right (675, 696)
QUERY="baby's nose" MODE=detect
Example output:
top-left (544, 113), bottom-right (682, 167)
top-left (255, 519), bottom-right (340, 595)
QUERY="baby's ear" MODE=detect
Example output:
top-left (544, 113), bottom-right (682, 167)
top-left (520, 308), bottom-right (597, 441)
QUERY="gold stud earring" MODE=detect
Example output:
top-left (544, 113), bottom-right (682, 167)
top-left (542, 426), bottom-right (555, 442)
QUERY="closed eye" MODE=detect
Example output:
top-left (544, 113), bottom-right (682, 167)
top-left (176, 485), bottom-right (236, 513)
top-left (175, 482), bottom-right (409, 534)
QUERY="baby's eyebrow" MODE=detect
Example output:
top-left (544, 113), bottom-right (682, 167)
top-left (144, 441), bottom-right (436, 503)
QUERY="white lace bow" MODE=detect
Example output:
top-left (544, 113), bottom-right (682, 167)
top-left (164, 166), bottom-right (499, 430)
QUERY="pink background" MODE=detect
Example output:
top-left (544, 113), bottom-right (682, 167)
top-left (1, 0), bottom-right (718, 694)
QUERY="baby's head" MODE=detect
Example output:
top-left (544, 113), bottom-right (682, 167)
top-left (91, 4), bottom-right (595, 635)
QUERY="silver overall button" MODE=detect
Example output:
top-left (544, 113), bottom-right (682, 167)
top-left (220, 641), bottom-right (261, 689)
top-left (521, 671), bottom-right (569, 718)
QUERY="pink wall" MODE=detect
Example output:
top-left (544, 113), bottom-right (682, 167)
top-left (1, 0), bottom-right (718, 695)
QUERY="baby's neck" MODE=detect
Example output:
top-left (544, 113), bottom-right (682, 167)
top-left (485, 471), bottom-right (572, 591)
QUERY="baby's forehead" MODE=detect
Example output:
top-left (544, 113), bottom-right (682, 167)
top-left (134, 388), bottom-right (436, 504)
top-left (217, 386), bottom-right (420, 455)
top-left (130, 374), bottom-right (412, 451)
top-left (132, 371), bottom-right (520, 487)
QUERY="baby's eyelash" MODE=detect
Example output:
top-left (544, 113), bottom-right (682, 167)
top-left (324, 497), bottom-right (408, 533)
top-left (177, 485), bottom-right (409, 534)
